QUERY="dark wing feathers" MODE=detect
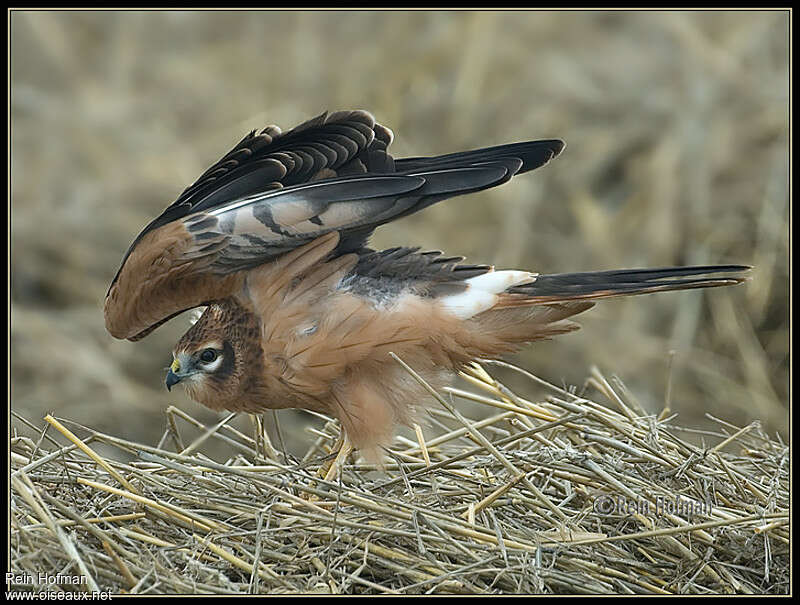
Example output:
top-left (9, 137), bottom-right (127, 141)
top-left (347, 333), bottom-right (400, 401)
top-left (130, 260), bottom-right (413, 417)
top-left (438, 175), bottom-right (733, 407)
top-left (197, 163), bottom-right (520, 273)
top-left (106, 109), bottom-right (566, 339)
top-left (343, 247), bottom-right (493, 301)
top-left (355, 247), bottom-right (491, 283)
top-left (394, 139), bottom-right (564, 175)
top-left (109, 110), bottom-right (385, 291)
top-left (167, 133), bottom-right (559, 275)
top-left (200, 175), bottom-right (428, 271)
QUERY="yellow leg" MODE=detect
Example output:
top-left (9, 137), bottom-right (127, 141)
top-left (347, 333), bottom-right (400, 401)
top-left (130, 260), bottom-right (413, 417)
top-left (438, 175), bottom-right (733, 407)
top-left (321, 435), bottom-right (353, 483)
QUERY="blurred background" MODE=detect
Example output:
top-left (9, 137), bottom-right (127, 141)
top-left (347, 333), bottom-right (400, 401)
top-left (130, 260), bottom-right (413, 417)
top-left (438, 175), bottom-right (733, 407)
top-left (10, 11), bottom-right (789, 456)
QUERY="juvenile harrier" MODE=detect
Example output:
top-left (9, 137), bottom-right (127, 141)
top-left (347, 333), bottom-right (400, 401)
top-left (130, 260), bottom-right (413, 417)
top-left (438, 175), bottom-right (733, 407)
top-left (104, 110), bottom-right (747, 462)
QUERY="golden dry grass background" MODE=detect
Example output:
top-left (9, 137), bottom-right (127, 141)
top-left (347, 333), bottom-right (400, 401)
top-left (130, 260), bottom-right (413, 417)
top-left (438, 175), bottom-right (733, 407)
top-left (10, 11), bottom-right (789, 454)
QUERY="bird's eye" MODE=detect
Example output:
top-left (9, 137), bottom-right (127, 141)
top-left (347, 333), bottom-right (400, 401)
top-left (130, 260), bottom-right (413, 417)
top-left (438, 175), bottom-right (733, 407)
top-left (199, 349), bottom-right (218, 363)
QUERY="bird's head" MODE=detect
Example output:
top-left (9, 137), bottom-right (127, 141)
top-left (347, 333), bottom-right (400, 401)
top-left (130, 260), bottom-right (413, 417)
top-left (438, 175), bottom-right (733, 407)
top-left (166, 302), bottom-right (258, 410)
top-left (167, 339), bottom-right (231, 391)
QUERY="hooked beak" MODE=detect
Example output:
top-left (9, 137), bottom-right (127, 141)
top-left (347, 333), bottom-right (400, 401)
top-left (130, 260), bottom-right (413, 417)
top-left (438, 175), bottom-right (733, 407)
top-left (165, 370), bottom-right (181, 391)
top-left (166, 359), bottom-right (182, 391)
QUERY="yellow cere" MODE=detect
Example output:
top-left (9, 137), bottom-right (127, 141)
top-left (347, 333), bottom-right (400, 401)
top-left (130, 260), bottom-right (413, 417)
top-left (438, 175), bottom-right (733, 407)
top-left (171, 359), bottom-right (181, 373)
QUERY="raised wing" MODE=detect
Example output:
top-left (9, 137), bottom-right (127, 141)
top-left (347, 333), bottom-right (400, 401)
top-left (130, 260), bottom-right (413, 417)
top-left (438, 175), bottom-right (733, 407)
top-left (180, 140), bottom-right (564, 273)
top-left (109, 110), bottom-right (391, 292)
top-left (105, 110), bottom-right (564, 340)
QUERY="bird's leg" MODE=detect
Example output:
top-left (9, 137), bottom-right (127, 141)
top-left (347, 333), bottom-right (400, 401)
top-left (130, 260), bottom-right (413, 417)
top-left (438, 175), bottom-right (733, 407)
top-left (320, 433), bottom-right (353, 483)
top-left (249, 414), bottom-right (282, 462)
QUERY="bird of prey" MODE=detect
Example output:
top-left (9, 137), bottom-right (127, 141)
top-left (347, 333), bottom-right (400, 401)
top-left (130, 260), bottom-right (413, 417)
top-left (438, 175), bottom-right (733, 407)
top-left (104, 109), bottom-right (747, 463)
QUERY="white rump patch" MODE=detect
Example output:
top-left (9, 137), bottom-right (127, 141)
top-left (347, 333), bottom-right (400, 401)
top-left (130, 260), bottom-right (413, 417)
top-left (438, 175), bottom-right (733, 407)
top-left (440, 270), bottom-right (537, 319)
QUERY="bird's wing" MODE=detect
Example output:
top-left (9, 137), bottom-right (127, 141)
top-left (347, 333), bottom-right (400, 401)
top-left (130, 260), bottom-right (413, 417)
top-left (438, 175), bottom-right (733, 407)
top-left (105, 109), bottom-right (563, 341)
top-left (176, 137), bottom-right (563, 273)
top-left (108, 110), bottom-right (390, 292)
top-left (105, 110), bottom-right (391, 340)
top-left (347, 247), bottom-right (494, 301)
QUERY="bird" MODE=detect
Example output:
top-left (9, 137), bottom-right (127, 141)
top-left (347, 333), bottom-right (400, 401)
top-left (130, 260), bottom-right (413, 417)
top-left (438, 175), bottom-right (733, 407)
top-left (104, 109), bottom-right (748, 464)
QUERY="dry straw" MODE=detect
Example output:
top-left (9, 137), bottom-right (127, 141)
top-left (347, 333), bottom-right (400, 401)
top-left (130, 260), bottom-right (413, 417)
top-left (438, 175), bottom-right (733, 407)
top-left (10, 360), bottom-right (788, 595)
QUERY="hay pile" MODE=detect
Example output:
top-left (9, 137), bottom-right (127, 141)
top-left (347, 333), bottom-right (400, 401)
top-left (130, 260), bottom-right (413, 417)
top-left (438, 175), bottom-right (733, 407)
top-left (10, 361), bottom-right (788, 595)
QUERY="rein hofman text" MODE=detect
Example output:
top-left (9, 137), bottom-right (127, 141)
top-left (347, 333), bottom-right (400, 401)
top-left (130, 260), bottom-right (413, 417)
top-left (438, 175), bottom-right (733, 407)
top-left (594, 495), bottom-right (713, 518)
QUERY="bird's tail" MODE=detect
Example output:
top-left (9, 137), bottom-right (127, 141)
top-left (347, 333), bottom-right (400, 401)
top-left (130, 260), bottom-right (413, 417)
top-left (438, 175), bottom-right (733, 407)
top-left (440, 264), bottom-right (750, 360)
top-left (439, 264), bottom-right (749, 320)
top-left (500, 264), bottom-right (750, 306)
